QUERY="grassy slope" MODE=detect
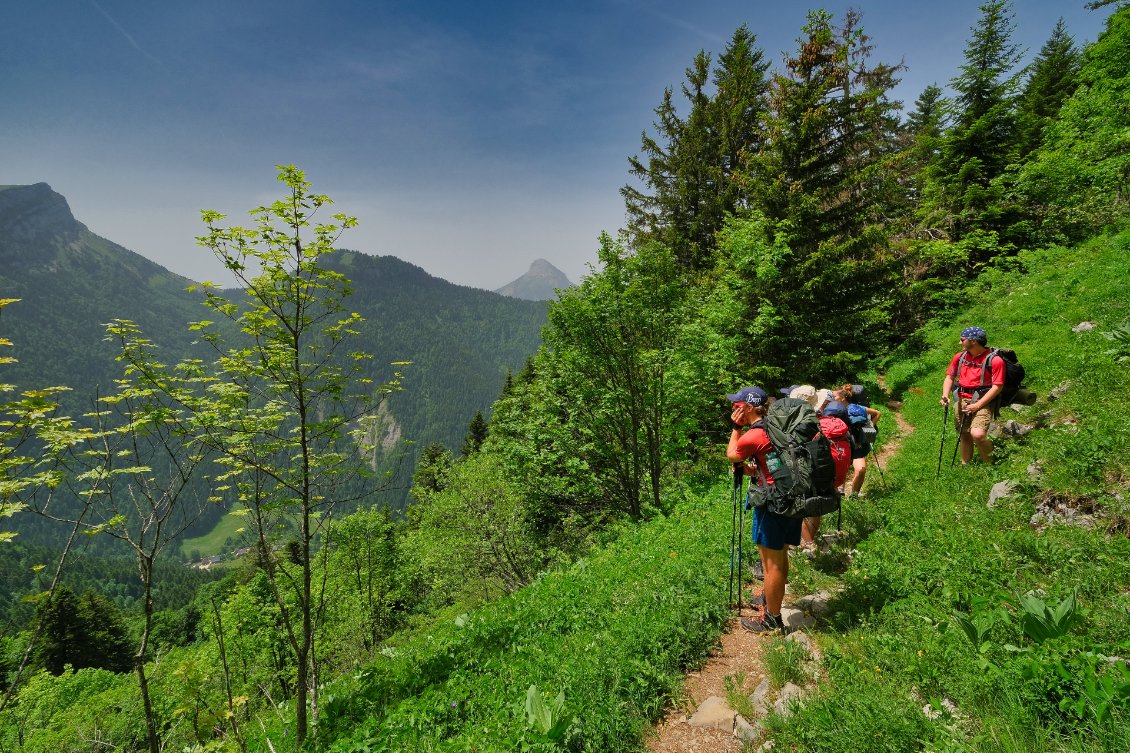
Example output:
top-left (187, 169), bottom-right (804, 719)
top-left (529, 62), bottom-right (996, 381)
top-left (766, 232), bottom-right (1130, 752)
top-left (251, 232), bottom-right (1130, 752)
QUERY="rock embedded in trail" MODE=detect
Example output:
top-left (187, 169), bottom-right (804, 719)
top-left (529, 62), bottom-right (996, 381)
top-left (687, 696), bottom-right (736, 732)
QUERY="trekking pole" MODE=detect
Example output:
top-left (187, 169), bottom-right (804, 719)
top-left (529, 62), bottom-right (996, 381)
top-left (868, 443), bottom-right (887, 487)
top-left (950, 409), bottom-right (969, 468)
top-left (936, 402), bottom-right (949, 479)
top-left (736, 466), bottom-right (745, 613)
top-left (728, 463), bottom-right (741, 609)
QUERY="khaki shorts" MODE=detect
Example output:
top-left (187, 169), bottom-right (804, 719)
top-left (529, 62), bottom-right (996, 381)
top-left (955, 397), bottom-right (993, 434)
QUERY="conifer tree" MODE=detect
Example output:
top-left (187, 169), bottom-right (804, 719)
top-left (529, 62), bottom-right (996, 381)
top-left (904, 84), bottom-right (948, 202)
top-left (461, 410), bottom-right (488, 457)
top-left (623, 27), bottom-right (769, 271)
top-left (740, 9), bottom-right (903, 378)
top-left (32, 586), bottom-right (132, 675)
top-left (412, 442), bottom-right (452, 496)
top-left (932, 0), bottom-right (1023, 237)
top-left (1016, 18), bottom-right (1082, 159)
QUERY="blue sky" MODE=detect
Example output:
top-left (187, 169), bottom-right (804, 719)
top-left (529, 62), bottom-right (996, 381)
top-left (2, 1), bottom-right (1115, 290)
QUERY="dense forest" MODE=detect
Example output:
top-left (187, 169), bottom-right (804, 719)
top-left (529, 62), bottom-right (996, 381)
top-left (2, 1), bottom-right (1128, 751)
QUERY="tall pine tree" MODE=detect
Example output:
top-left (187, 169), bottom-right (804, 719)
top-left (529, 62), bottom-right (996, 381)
top-left (622, 27), bottom-right (769, 272)
top-left (1016, 18), bottom-right (1082, 159)
top-left (931, 0), bottom-right (1023, 239)
top-left (737, 9), bottom-right (904, 379)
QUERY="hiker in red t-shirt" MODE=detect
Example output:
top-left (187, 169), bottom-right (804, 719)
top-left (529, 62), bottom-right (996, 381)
top-left (725, 385), bottom-right (794, 634)
top-left (940, 326), bottom-right (1005, 464)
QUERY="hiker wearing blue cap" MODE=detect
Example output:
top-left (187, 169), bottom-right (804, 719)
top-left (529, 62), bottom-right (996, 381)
top-left (941, 326), bottom-right (1004, 464)
top-left (726, 385), bottom-right (797, 634)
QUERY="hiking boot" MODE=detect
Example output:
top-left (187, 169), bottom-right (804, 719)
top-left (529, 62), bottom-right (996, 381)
top-left (741, 612), bottom-right (784, 634)
top-left (750, 560), bottom-right (764, 581)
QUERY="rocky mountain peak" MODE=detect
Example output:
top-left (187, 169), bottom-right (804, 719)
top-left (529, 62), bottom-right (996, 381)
top-left (495, 258), bottom-right (573, 301)
top-left (0, 183), bottom-right (85, 249)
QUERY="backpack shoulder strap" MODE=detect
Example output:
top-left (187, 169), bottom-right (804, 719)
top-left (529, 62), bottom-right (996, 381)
top-left (957, 349), bottom-right (992, 388)
top-left (981, 349), bottom-right (999, 387)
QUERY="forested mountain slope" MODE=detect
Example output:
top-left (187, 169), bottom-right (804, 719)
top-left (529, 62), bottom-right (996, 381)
top-left (0, 183), bottom-right (547, 539)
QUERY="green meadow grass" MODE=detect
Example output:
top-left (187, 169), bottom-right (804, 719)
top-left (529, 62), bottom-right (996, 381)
top-left (769, 231), bottom-right (1130, 752)
top-left (250, 233), bottom-right (1130, 753)
top-left (179, 510), bottom-right (247, 559)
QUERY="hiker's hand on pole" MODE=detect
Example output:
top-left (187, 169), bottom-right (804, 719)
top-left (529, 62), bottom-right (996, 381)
top-left (939, 394), bottom-right (950, 407)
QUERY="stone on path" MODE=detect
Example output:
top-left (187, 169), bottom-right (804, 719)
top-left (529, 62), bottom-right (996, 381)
top-left (748, 676), bottom-right (772, 717)
top-left (734, 715), bottom-right (760, 743)
top-left (781, 607), bottom-right (815, 630)
top-left (773, 682), bottom-right (805, 716)
top-left (687, 695), bottom-right (735, 732)
top-left (794, 591), bottom-right (835, 618)
top-left (786, 630), bottom-right (821, 663)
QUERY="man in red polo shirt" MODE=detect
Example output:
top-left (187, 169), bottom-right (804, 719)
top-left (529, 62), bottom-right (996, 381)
top-left (940, 326), bottom-right (1005, 464)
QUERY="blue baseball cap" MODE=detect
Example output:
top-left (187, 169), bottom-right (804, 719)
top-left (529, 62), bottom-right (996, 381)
top-left (726, 386), bottom-right (769, 407)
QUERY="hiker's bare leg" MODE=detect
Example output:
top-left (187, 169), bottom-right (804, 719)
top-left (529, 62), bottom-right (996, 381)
top-left (801, 517), bottom-right (821, 544)
top-left (850, 457), bottom-right (867, 495)
top-left (758, 545), bottom-right (788, 614)
top-left (970, 424), bottom-right (993, 463)
top-left (959, 432), bottom-right (975, 464)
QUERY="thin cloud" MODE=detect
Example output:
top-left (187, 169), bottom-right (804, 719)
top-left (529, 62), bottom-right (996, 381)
top-left (619, 0), bottom-right (725, 46)
top-left (89, 0), bottom-right (165, 69)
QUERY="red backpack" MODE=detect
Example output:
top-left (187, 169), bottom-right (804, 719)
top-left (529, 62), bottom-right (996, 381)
top-left (818, 415), bottom-right (851, 488)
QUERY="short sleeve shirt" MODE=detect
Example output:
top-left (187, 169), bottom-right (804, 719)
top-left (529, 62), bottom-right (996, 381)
top-left (734, 426), bottom-right (776, 485)
top-left (947, 349), bottom-right (1006, 398)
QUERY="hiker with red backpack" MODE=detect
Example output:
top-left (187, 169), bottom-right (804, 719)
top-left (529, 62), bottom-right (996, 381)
top-left (800, 400), bottom-right (853, 548)
top-left (940, 326), bottom-right (1004, 465)
top-left (726, 385), bottom-right (795, 634)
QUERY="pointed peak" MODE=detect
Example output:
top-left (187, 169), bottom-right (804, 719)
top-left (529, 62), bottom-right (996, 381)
top-left (495, 259), bottom-right (574, 301)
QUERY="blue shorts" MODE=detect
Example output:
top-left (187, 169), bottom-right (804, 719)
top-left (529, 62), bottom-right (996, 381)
top-left (751, 505), bottom-right (802, 550)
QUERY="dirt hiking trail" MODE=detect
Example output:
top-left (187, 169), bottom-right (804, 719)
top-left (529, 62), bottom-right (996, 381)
top-left (646, 383), bottom-right (913, 752)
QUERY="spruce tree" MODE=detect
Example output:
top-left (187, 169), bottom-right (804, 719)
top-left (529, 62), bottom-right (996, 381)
top-left (622, 27), bottom-right (769, 272)
top-left (461, 410), bottom-right (488, 457)
top-left (742, 9), bottom-right (903, 378)
top-left (32, 587), bottom-right (132, 674)
top-left (902, 84), bottom-right (949, 213)
top-left (934, 0), bottom-right (1023, 237)
top-left (1016, 18), bottom-right (1082, 159)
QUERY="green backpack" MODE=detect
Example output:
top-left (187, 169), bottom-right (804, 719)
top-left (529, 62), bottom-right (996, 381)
top-left (746, 397), bottom-right (841, 518)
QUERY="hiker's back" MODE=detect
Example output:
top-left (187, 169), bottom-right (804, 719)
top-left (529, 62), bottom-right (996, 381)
top-left (747, 398), bottom-right (840, 518)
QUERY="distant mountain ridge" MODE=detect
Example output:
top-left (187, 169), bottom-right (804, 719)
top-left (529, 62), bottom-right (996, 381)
top-left (0, 182), bottom-right (548, 544)
top-left (495, 258), bottom-right (573, 301)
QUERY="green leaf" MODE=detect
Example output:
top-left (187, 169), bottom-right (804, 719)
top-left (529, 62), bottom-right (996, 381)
top-left (525, 684), bottom-right (552, 735)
